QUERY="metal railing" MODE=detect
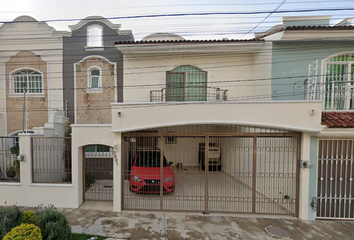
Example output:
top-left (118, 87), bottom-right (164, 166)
top-left (305, 81), bottom-right (354, 110)
top-left (32, 137), bottom-right (72, 184)
top-left (0, 137), bottom-right (19, 182)
top-left (150, 87), bottom-right (228, 102)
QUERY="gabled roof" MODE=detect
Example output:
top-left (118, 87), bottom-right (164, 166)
top-left (322, 111), bottom-right (354, 128)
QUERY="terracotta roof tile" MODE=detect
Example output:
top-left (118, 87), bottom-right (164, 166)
top-left (115, 39), bottom-right (263, 45)
top-left (322, 111), bottom-right (354, 128)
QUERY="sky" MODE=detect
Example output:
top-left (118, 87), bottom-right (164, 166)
top-left (1, 0), bottom-right (354, 40)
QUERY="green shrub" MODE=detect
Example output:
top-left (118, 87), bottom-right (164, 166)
top-left (3, 223), bottom-right (42, 240)
top-left (34, 210), bottom-right (71, 240)
top-left (21, 211), bottom-right (35, 224)
top-left (0, 207), bottom-right (23, 239)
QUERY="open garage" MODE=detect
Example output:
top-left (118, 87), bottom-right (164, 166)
top-left (122, 125), bottom-right (300, 216)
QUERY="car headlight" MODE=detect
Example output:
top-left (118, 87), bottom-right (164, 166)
top-left (164, 176), bottom-right (174, 183)
top-left (132, 175), bottom-right (142, 182)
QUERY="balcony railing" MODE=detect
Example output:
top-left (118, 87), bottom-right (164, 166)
top-left (150, 87), bottom-right (228, 102)
top-left (306, 81), bottom-right (354, 110)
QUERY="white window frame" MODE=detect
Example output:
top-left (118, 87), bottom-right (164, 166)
top-left (9, 68), bottom-right (44, 97)
top-left (86, 66), bottom-right (103, 93)
top-left (322, 52), bottom-right (354, 110)
top-left (86, 24), bottom-right (103, 50)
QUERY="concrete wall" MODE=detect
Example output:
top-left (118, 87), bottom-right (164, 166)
top-left (71, 125), bottom-right (121, 211)
top-left (111, 101), bottom-right (323, 133)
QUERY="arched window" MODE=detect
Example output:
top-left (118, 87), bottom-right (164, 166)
top-left (323, 53), bottom-right (354, 110)
top-left (88, 67), bottom-right (101, 89)
top-left (166, 65), bottom-right (207, 101)
top-left (87, 25), bottom-right (103, 47)
top-left (12, 69), bottom-right (43, 94)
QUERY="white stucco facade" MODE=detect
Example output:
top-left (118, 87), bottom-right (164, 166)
top-left (119, 42), bottom-right (272, 103)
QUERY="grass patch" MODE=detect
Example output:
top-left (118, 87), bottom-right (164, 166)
top-left (72, 233), bottom-right (108, 240)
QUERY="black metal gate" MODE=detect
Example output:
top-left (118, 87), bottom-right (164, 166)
top-left (84, 145), bottom-right (113, 201)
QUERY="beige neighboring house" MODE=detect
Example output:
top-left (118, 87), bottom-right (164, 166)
top-left (0, 16), bottom-right (70, 136)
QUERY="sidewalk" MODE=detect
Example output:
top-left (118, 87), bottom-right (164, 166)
top-left (57, 207), bottom-right (354, 240)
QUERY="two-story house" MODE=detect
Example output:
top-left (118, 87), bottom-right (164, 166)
top-left (256, 15), bottom-right (354, 220)
top-left (0, 16), bottom-right (69, 136)
top-left (71, 32), bottom-right (322, 220)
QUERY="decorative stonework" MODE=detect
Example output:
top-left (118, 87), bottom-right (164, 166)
top-left (6, 51), bottom-right (48, 134)
top-left (75, 56), bottom-right (115, 124)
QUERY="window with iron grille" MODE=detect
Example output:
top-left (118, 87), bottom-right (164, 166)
top-left (166, 65), bottom-right (207, 101)
top-left (12, 70), bottom-right (43, 94)
top-left (324, 53), bottom-right (354, 110)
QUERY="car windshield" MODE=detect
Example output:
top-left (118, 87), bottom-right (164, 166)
top-left (135, 151), bottom-right (169, 167)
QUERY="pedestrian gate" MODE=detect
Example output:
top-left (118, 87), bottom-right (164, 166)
top-left (84, 145), bottom-right (113, 201)
top-left (317, 139), bottom-right (354, 219)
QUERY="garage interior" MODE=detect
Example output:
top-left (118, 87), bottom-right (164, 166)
top-left (122, 125), bottom-right (300, 216)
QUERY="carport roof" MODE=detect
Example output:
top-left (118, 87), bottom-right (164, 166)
top-left (322, 111), bottom-right (354, 128)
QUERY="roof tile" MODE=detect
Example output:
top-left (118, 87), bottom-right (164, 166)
top-left (322, 111), bottom-right (354, 128)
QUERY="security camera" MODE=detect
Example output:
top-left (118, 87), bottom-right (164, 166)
top-left (303, 161), bottom-right (313, 169)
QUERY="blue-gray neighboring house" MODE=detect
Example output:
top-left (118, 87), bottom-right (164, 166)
top-left (257, 16), bottom-right (354, 220)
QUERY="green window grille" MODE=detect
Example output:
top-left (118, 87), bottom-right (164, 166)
top-left (166, 65), bottom-right (207, 101)
top-left (324, 54), bottom-right (354, 110)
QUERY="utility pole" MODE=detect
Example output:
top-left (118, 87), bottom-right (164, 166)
top-left (22, 83), bottom-right (27, 133)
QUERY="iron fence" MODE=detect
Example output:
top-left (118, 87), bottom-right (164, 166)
top-left (0, 136), bottom-right (19, 182)
top-left (32, 137), bottom-right (72, 184)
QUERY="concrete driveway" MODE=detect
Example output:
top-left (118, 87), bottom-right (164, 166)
top-left (59, 208), bottom-right (353, 240)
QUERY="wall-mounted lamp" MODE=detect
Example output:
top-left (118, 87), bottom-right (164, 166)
top-left (309, 109), bottom-right (315, 115)
top-left (117, 112), bottom-right (122, 117)
top-left (301, 160), bottom-right (313, 169)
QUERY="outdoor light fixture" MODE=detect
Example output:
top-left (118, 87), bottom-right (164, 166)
top-left (301, 160), bottom-right (313, 169)
top-left (117, 112), bottom-right (122, 117)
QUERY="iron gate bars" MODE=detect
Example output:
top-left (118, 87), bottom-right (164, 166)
top-left (122, 132), bottom-right (300, 216)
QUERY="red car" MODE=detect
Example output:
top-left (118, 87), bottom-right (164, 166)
top-left (130, 150), bottom-right (175, 194)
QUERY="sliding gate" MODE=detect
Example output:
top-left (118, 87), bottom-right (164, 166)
top-left (123, 133), bottom-right (299, 216)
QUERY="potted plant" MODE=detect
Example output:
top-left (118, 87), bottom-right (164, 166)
top-left (6, 160), bottom-right (19, 179)
top-left (10, 146), bottom-right (19, 156)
